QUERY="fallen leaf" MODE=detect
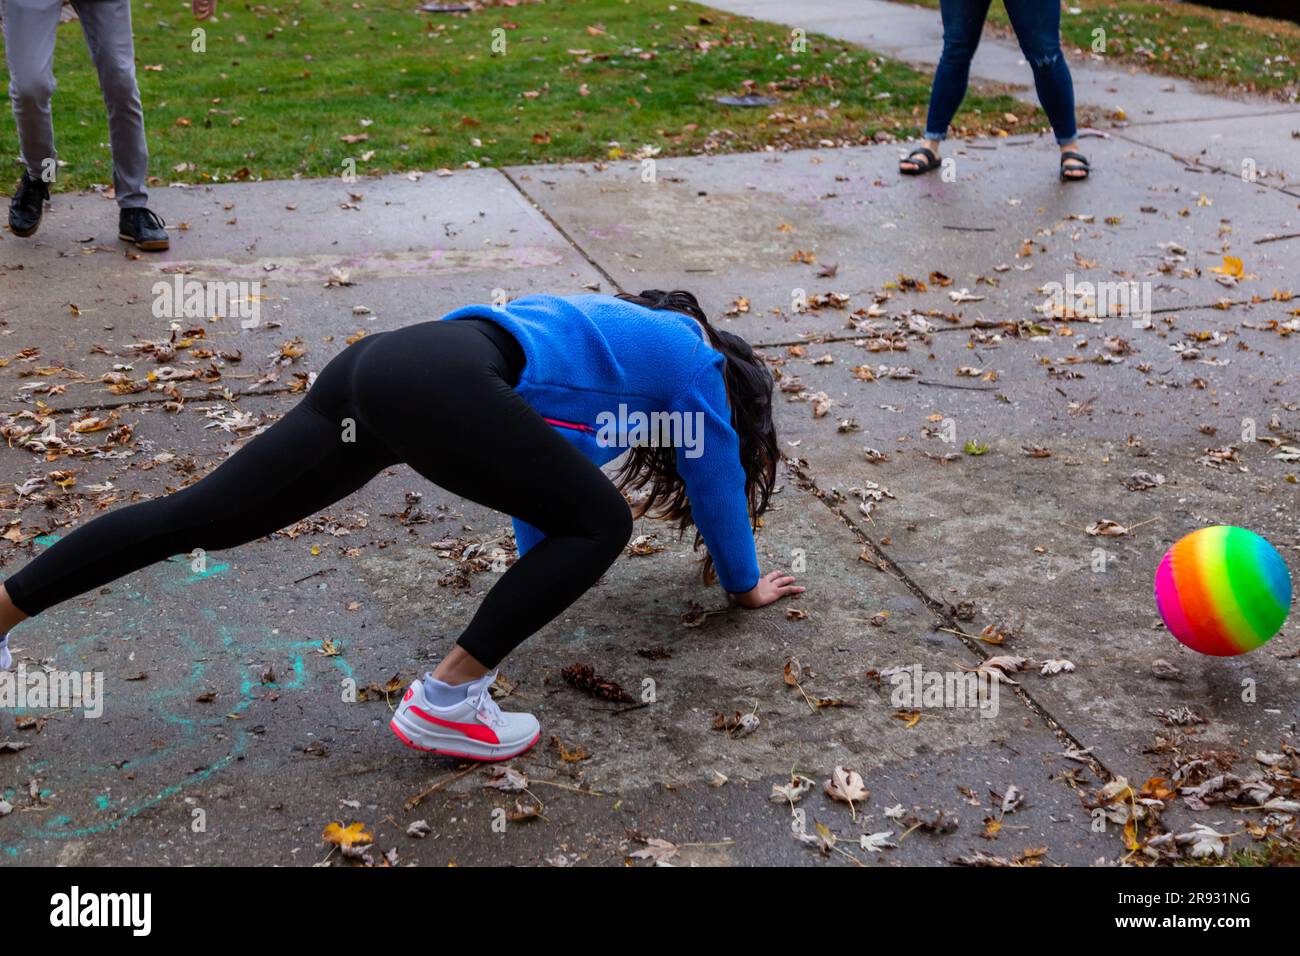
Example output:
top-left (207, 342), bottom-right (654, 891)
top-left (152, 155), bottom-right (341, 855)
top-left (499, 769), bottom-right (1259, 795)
top-left (770, 774), bottom-right (815, 805)
top-left (322, 821), bottom-right (372, 850)
top-left (630, 837), bottom-right (678, 865)
top-left (824, 766), bottom-right (869, 820)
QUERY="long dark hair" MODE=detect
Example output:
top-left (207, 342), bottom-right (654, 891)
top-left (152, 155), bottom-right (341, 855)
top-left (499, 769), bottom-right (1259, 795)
top-left (614, 289), bottom-right (778, 585)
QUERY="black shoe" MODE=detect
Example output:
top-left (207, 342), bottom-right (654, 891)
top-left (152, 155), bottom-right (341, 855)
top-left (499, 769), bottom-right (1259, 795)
top-left (8, 170), bottom-right (49, 238)
top-left (119, 207), bottom-right (170, 251)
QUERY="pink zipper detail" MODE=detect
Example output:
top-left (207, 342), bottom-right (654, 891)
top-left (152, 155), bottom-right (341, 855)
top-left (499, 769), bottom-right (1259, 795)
top-left (543, 416), bottom-right (596, 434)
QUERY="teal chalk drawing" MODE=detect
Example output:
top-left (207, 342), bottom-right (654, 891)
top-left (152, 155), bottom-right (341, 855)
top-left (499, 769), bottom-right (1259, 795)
top-left (149, 629), bottom-right (211, 732)
top-left (31, 738), bottom-right (248, 840)
top-left (291, 639), bottom-right (354, 681)
top-left (181, 563), bottom-right (230, 585)
top-left (33, 534), bottom-right (62, 547)
top-left (9, 563), bottom-right (350, 850)
top-left (162, 553), bottom-right (232, 585)
top-left (4, 545), bottom-right (370, 857)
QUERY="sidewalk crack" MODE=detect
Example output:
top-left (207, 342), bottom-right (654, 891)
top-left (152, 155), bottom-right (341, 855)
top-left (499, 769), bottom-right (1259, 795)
top-left (499, 167), bottom-right (626, 295)
top-left (781, 454), bottom-right (1113, 782)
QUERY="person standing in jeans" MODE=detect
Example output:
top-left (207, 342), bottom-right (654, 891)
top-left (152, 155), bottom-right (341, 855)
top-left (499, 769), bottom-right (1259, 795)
top-left (899, 0), bottom-right (1090, 182)
top-left (3, 0), bottom-right (170, 249)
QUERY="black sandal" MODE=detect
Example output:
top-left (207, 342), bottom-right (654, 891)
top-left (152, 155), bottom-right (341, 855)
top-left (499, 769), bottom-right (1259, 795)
top-left (900, 146), bottom-right (941, 176)
top-left (1060, 150), bottom-right (1090, 182)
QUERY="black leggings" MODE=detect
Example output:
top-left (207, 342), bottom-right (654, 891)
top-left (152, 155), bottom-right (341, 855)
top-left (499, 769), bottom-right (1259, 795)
top-left (4, 319), bottom-right (633, 669)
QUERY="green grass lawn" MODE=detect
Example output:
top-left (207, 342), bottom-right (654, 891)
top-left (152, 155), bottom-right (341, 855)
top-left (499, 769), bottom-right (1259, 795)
top-left (1207, 841), bottom-right (1300, 866)
top-left (0, 0), bottom-right (1039, 193)
top-left (894, 0), bottom-right (1300, 96)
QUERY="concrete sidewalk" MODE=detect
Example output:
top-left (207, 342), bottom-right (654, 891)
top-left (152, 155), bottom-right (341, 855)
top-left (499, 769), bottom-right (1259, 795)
top-left (0, 10), bottom-right (1297, 867)
top-left (707, 0), bottom-right (1300, 186)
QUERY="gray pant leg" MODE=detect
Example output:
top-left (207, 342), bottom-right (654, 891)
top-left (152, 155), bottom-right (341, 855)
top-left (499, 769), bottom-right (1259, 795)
top-left (72, 0), bottom-right (148, 208)
top-left (2, 0), bottom-right (63, 185)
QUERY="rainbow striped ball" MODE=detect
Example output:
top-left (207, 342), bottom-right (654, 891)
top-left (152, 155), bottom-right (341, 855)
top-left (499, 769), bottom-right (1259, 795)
top-left (1155, 526), bottom-right (1292, 656)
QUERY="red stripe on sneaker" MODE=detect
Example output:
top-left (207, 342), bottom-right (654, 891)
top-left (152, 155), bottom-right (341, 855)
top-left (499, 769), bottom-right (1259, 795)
top-left (409, 705), bottom-right (500, 744)
top-left (435, 731), bottom-right (540, 762)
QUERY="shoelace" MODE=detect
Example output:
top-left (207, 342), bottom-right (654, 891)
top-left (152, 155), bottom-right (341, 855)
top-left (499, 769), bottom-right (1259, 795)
top-left (469, 672), bottom-right (503, 728)
top-left (128, 208), bottom-right (167, 230)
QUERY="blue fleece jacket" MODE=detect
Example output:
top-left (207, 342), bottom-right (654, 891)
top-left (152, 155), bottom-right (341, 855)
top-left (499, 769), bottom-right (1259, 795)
top-left (440, 294), bottom-right (761, 594)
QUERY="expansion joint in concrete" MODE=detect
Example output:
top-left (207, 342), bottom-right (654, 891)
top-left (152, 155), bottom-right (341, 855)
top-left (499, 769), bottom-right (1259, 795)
top-left (780, 455), bottom-right (1114, 783)
top-left (498, 168), bottom-right (627, 296)
top-left (1112, 130), bottom-right (1300, 200)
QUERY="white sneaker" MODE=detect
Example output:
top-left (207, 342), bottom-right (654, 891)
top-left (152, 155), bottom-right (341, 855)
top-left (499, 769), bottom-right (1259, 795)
top-left (390, 671), bottom-right (539, 761)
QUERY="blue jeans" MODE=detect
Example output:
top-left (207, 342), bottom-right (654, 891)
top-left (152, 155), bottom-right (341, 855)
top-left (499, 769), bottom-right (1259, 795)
top-left (924, 0), bottom-right (1077, 145)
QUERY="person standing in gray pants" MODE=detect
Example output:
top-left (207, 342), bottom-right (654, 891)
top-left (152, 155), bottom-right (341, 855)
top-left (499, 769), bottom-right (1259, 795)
top-left (3, 0), bottom-right (169, 249)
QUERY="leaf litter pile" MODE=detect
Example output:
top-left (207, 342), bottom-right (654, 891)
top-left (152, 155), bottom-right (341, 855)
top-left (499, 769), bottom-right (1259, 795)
top-left (560, 663), bottom-right (635, 704)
